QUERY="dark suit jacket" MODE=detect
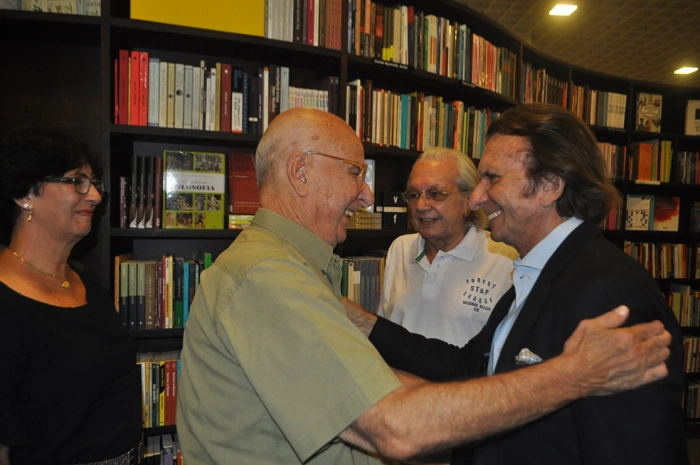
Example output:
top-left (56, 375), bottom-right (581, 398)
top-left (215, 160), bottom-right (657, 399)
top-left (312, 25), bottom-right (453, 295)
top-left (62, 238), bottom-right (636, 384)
top-left (370, 221), bottom-right (688, 465)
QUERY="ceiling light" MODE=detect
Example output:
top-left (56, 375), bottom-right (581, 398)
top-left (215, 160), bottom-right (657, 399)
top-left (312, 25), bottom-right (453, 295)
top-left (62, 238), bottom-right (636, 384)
top-left (674, 67), bottom-right (698, 75)
top-left (550, 4), bottom-right (578, 16)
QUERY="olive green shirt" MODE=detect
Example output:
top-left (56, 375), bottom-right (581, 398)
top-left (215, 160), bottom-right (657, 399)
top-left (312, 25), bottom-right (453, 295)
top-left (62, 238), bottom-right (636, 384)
top-left (177, 208), bottom-right (402, 464)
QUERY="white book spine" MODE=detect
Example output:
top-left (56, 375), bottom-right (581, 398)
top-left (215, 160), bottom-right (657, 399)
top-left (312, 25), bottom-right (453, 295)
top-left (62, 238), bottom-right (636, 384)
top-left (198, 60), bottom-right (206, 130)
top-left (84, 0), bottom-right (98, 15)
top-left (232, 91), bottom-right (243, 132)
top-left (158, 61), bottom-right (168, 127)
top-left (174, 63), bottom-right (185, 129)
top-left (147, 58), bottom-right (160, 127)
top-left (280, 66), bottom-right (289, 113)
top-left (183, 65), bottom-right (193, 130)
top-left (191, 65), bottom-right (201, 131)
top-left (207, 67), bottom-right (217, 131)
top-left (166, 62), bottom-right (175, 128)
top-left (205, 76), bottom-right (212, 131)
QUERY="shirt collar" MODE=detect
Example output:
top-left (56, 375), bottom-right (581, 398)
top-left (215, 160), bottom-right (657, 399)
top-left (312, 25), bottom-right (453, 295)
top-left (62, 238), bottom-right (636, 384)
top-left (251, 208), bottom-right (336, 273)
top-left (414, 227), bottom-right (480, 263)
top-left (516, 217), bottom-right (583, 271)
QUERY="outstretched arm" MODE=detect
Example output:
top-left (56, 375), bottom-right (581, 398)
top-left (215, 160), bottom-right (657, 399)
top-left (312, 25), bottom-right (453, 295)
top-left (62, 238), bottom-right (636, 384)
top-left (339, 305), bottom-right (670, 459)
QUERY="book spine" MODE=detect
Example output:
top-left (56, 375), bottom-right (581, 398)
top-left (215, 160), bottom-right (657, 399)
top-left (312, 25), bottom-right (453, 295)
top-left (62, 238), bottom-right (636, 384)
top-left (154, 157), bottom-right (163, 228)
top-left (220, 63), bottom-right (232, 132)
top-left (147, 57), bottom-right (160, 127)
top-left (158, 61), bottom-right (168, 127)
top-left (118, 50), bottom-right (129, 125)
top-left (183, 65), bottom-right (193, 130)
top-left (174, 63), bottom-right (185, 129)
top-left (130, 51), bottom-right (140, 126)
top-left (166, 63), bottom-right (175, 128)
top-left (139, 51), bottom-right (149, 126)
top-left (242, 71), bottom-right (250, 134)
top-left (128, 154), bottom-right (138, 228)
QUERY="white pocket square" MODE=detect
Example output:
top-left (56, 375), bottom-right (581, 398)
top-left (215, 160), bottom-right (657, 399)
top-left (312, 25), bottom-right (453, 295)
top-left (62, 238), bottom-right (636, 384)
top-left (515, 348), bottom-right (543, 365)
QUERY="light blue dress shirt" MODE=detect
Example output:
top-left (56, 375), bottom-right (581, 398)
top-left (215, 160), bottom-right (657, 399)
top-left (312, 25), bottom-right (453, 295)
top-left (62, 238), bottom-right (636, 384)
top-left (488, 217), bottom-right (584, 375)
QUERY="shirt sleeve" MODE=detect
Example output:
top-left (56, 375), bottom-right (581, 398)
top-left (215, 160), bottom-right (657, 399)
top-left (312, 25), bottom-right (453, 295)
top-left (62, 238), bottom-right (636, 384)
top-left (221, 256), bottom-right (402, 461)
top-left (369, 316), bottom-right (481, 381)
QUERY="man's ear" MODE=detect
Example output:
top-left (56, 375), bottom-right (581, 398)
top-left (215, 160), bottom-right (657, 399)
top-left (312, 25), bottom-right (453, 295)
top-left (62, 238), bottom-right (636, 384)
top-left (539, 174), bottom-right (565, 208)
top-left (287, 153), bottom-right (310, 197)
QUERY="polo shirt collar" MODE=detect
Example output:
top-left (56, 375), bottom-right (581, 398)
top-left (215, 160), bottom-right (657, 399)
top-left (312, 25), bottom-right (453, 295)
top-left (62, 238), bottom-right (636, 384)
top-left (414, 227), bottom-right (480, 263)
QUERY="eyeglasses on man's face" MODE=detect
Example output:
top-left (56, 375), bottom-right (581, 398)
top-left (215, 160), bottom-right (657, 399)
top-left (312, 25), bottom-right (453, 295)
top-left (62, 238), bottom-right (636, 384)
top-left (45, 174), bottom-right (105, 196)
top-left (402, 189), bottom-right (466, 204)
top-left (303, 151), bottom-right (368, 186)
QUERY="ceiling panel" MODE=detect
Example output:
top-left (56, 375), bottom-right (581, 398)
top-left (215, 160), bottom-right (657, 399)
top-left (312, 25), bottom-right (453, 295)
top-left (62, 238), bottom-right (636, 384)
top-left (455, 0), bottom-right (700, 88)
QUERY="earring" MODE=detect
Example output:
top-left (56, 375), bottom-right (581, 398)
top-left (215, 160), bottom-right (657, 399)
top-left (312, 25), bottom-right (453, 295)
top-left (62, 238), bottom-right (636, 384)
top-left (25, 203), bottom-right (33, 222)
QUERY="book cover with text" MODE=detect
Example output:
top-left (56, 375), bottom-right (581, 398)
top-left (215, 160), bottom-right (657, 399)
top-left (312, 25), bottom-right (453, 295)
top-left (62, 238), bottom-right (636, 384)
top-left (636, 92), bottom-right (662, 133)
top-left (652, 196), bottom-right (680, 231)
top-left (163, 150), bottom-right (225, 229)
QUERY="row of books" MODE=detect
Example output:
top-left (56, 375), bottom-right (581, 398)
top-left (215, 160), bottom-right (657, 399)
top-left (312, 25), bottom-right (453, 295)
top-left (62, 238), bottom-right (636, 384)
top-left (18, 0), bottom-right (99, 15)
top-left (623, 241), bottom-right (689, 279)
top-left (626, 139), bottom-right (673, 183)
top-left (120, 151), bottom-right (259, 231)
top-left (342, 255), bottom-right (385, 314)
top-left (685, 379), bottom-right (700, 419)
top-left (669, 283), bottom-right (700, 327)
top-left (521, 64), bottom-right (568, 108)
top-left (570, 85), bottom-right (627, 129)
top-left (598, 142), bottom-right (627, 181)
top-left (143, 434), bottom-right (184, 465)
top-left (599, 139), bottom-right (675, 183)
top-left (114, 254), bottom-right (214, 330)
top-left (683, 337), bottom-right (700, 373)
top-left (347, 211), bottom-right (382, 230)
top-left (115, 50), bottom-right (334, 134)
top-left (600, 140), bottom-right (700, 186)
top-left (137, 351), bottom-right (181, 428)
top-left (676, 152), bottom-right (700, 185)
top-left (347, 0), bottom-right (517, 98)
top-left (346, 79), bottom-right (498, 157)
top-left (599, 201), bottom-right (624, 231)
top-left (265, 0), bottom-right (343, 50)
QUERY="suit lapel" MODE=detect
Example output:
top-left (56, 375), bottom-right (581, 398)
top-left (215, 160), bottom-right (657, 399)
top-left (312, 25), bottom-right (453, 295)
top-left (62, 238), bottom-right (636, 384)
top-left (495, 222), bottom-right (602, 372)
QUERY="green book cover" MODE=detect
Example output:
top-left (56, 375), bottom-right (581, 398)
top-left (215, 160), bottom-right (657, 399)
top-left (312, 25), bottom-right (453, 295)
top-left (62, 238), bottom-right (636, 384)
top-left (163, 150), bottom-right (226, 229)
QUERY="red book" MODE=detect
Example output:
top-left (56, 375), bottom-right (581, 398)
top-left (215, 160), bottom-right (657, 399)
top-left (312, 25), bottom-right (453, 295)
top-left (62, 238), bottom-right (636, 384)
top-left (220, 63), bottom-right (232, 132)
top-left (118, 50), bottom-right (129, 125)
top-left (227, 152), bottom-right (259, 214)
top-left (139, 51), bottom-right (149, 126)
top-left (306, 0), bottom-right (315, 45)
top-left (113, 58), bottom-right (119, 124)
top-left (130, 51), bottom-right (140, 126)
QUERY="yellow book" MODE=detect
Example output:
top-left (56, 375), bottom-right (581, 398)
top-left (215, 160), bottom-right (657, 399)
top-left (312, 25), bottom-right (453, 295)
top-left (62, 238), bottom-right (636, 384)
top-left (130, 0), bottom-right (264, 37)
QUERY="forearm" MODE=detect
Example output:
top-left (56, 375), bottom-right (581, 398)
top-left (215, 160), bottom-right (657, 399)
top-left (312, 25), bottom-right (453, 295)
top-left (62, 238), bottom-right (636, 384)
top-left (349, 355), bottom-right (580, 459)
top-left (343, 307), bottom-right (671, 459)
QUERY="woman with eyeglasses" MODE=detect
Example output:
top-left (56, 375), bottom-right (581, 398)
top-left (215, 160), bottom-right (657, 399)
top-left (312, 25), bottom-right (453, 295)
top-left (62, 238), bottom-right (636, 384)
top-left (0, 130), bottom-right (142, 465)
